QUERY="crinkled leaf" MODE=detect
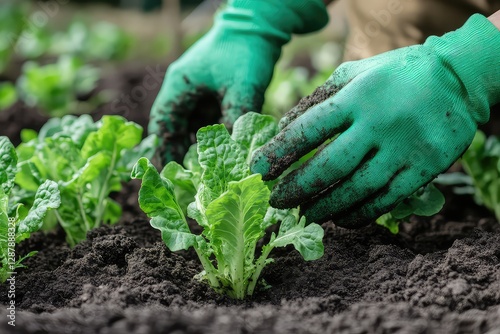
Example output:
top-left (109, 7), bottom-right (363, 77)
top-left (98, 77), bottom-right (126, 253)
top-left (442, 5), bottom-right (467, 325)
top-left (0, 193), bottom-right (9, 257)
top-left (206, 174), bottom-right (270, 284)
top-left (17, 180), bottom-right (61, 237)
top-left (0, 136), bottom-right (17, 195)
top-left (271, 215), bottom-right (324, 261)
top-left (231, 112), bottom-right (278, 164)
top-left (132, 157), bottom-right (195, 251)
top-left (197, 124), bottom-right (248, 205)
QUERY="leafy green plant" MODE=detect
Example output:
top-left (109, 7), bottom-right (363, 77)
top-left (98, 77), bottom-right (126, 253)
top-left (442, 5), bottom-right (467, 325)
top-left (132, 113), bottom-right (324, 299)
top-left (376, 183), bottom-right (445, 234)
top-left (15, 115), bottom-right (158, 246)
top-left (16, 55), bottom-right (100, 116)
top-left (1, 136), bottom-right (60, 282)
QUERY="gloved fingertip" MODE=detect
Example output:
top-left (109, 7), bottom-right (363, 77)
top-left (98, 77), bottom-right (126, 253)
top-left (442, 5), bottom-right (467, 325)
top-left (268, 185), bottom-right (288, 209)
top-left (250, 148), bottom-right (273, 180)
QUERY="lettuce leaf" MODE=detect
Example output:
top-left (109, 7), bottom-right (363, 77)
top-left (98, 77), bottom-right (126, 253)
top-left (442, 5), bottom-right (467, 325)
top-left (133, 112), bottom-right (325, 299)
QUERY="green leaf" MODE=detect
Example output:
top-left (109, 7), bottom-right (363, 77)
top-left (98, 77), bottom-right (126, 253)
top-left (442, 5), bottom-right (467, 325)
top-left (160, 161), bottom-right (197, 215)
top-left (64, 152), bottom-right (110, 190)
top-left (0, 136), bottom-right (18, 195)
top-left (391, 184), bottom-right (445, 219)
top-left (20, 129), bottom-right (37, 143)
top-left (82, 116), bottom-right (142, 159)
top-left (197, 124), bottom-right (248, 205)
top-left (205, 174), bottom-right (270, 298)
top-left (117, 134), bottom-right (158, 179)
top-left (263, 207), bottom-right (298, 230)
top-left (376, 213), bottom-right (400, 234)
top-left (132, 158), bottom-right (196, 251)
top-left (183, 144), bottom-right (202, 176)
top-left (17, 180), bottom-right (61, 237)
top-left (271, 215), bottom-right (324, 261)
top-left (231, 112), bottom-right (278, 164)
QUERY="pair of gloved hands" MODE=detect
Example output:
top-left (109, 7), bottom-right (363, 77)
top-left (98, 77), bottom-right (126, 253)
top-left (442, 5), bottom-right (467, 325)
top-left (149, 0), bottom-right (500, 228)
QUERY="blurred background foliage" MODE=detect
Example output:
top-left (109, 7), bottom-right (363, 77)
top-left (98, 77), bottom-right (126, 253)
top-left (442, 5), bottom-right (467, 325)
top-left (0, 0), bottom-right (347, 118)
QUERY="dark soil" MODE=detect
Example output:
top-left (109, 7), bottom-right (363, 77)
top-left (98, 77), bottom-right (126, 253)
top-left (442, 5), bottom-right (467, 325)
top-left (1, 199), bottom-right (500, 333)
top-left (2, 64), bottom-right (500, 333)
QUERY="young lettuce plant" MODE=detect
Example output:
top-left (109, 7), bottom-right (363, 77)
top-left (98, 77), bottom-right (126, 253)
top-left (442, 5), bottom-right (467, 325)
top-left (14, 115), bottom-right (158, 246)
top-left (132, 113), bottom-right (324, 299)
top-left (1, 136), bottom-right (60, 282)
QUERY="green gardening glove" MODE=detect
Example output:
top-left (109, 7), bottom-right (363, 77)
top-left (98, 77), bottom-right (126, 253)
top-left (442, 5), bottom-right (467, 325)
top-left (149, 0), bottom-right (328, 162)
top-left (251, 14), bottom-right (500, 228)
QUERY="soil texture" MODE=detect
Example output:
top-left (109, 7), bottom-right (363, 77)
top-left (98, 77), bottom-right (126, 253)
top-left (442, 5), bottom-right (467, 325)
top-left (1, 64), bottom-right (500, 333)
top-left (0, 196), bottom-right (500, 333)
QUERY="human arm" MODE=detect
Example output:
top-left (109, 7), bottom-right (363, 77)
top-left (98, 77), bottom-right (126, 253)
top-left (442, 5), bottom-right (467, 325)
top-left (251, 14), bottom-right (500, 228)
top-left (149, 0), bottom-right (328, 163)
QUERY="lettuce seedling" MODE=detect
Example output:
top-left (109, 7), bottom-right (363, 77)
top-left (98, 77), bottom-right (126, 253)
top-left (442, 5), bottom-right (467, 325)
top-left (1, 136), bottom-right (61, 282)
top-left (132, 113), bottom-right (324, 299)
top-left (14, 115), bottom-right (158, 246)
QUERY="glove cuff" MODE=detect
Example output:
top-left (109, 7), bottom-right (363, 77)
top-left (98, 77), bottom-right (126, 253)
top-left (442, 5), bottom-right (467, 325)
top-left (425, 14), bottom-right (500, 124)
top-left (218, 0), bottom-right (329, 44)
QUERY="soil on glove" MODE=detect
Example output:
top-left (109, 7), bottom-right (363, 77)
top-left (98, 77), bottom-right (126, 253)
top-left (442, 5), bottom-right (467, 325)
top-left (2, 64), bottom-right (500, 333)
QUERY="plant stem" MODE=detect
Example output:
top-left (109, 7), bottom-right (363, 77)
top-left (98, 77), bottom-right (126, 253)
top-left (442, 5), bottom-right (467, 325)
top-left (247, 244), bottom-right (274, 296)
top-left (94, 146), bottom-right (117, 227)
top-left (194, 247), bottom-right (220, 289)
top-left (54, 210), bottom-right (75, 247)
top-left (76, 193), bottom-right (91, 233)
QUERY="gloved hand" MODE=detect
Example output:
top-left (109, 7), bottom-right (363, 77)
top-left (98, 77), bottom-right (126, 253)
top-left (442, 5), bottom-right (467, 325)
top-left (251, 14), bottom-right (500, 228)
top-left (149, 0), bottom-right (328, 162)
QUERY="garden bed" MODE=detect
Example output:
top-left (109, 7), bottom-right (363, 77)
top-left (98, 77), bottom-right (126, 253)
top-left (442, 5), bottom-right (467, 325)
top-left (1, 64), bottom-right (500, 333)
